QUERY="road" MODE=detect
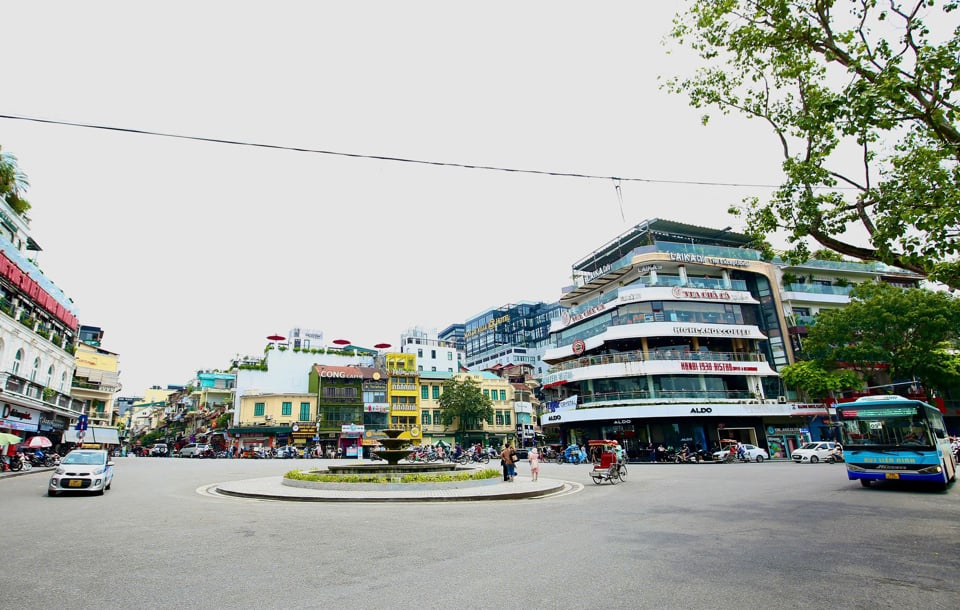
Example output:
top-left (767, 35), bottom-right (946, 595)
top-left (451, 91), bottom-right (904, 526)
top-left (3, 457), bottom-right (958, 609)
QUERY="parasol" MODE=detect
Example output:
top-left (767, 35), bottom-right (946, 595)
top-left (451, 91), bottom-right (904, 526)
top-left (332, 339), bottom-right (351, 346)
top-left (24, 436), bottom-right (52, 449)
top-left (0, 432), bottom-right (22, 446)
top-left (267, 334), bottom-right (286, 341)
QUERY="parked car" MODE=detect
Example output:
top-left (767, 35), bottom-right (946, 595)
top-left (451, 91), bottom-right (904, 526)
top-left (150, 443), bottom-right (169, 457)
top-left (791, 441), bottom-right (839, 464)
top-left (276, 445), bottom-right (300, 459)
top-left (713, 443), bottom-right (769, 463)
top-left (48, 449), bottom-right (114, 496)
top-left (178, 443), bottom-right (211, 458)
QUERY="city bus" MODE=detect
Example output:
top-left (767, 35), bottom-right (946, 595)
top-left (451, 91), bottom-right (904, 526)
top-left (835, 395), bottom-right (957, 489)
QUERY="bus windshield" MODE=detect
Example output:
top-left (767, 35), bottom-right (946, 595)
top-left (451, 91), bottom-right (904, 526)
top-left (837, 405), bottom-right (932, 448)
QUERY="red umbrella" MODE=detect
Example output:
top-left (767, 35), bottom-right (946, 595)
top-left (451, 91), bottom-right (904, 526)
top-left (374, 343), bottom-right (391, 350)
top-left (267, 334), bottom-right (286, 341)
top-left (24, 436), bottom-right (52, 449)
top-left (332, 339), bottom-right (351, 346)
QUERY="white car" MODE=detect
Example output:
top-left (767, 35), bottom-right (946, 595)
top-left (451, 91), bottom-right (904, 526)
top-left (178, 443), bottom-right (211, 458)
top-left (48, 449), bottom-right (114, 496)
top-left (791, 441), bottom-right (839, 463)
top-left (713, 444), bottom-right (769, 463)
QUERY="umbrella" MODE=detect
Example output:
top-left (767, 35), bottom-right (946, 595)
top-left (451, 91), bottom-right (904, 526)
top-left (332, 339), bottom-right (351, 346)
top-left (0, 432), bottom-right (22, 446)
top-left (24, 436), bottom-right (52, 449)
top-left (267, 334), bottom-right (285, 341)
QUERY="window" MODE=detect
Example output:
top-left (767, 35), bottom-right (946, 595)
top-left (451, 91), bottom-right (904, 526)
top-left (421, 386), bottom-right (429, 400)
top-left (504, 411), bottom-right (511, 426)
top-left (483, 389), bottom-right (489, 398)
top-left (282, 402), bottom-right (292, 416)
top-left (11, 349), bottom-right (22, 375)
top-left (31, 357), bottom-right (39, 381)
top-left (499, 389), bottom-right (506, 401)
top-left (433, 410), bottom-right (441, 424)
top-left (422, 410), bottom-right (431, 425)
top-left (496, 411), bottom-right (504, 425)
top-left (448, 352), bottom-right (453, 360)
top-left (418, 349), bottom-right (423, 358)
top-left (431, 349), bottom-right (436, 359)
top-left (59, 371), bottom-right (67, 392)
top-left (432, 385), bottom-right (440, 399)
top-left (254, 403), bottom-right (265, 417)
top-left (46, 365), bottom-right (54, 387)
top-left (299, 402), bottom-right (311, 421)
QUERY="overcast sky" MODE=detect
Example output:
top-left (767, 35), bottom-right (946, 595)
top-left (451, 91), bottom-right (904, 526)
top-left (2, 2), bottom-right (791, 397)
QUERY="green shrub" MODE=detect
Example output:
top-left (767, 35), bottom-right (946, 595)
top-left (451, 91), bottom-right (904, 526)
top-left (284, 468), bottom-right (501, 484)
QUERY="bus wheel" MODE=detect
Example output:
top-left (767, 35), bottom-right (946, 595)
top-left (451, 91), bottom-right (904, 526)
top-left (860, 480), bottom-right (871, 488)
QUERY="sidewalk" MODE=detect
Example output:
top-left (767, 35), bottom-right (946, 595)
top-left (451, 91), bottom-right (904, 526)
top-left (0, 465), bottom-right (53, 480)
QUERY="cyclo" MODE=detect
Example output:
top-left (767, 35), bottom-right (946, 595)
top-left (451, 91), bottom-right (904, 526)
top-left (588, 440), bottom-right (627, 485)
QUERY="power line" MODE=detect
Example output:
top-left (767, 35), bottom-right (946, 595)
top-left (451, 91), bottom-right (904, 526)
top-left (0, 112), bottom-right (791, 189)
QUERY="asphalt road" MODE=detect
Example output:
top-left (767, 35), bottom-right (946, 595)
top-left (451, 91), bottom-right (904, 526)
top-left (3, 457), bottom-right (958, 609)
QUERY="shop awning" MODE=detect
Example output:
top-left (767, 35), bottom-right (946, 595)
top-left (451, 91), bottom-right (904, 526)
top-left (227, 426), bottom-right (293, 435)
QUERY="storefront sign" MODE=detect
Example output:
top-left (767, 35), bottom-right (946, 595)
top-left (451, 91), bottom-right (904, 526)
top-left (690, 407), bottom-right (713, 414)
top-left (668, 252), bottom-right (751, 267)
top-left (364, 403), bottom-right (390, 413)
top-left (671, 286), bottom-right (753, 302)
top-left (1, 403), bottom-right (40, 431)
top-left (672, 325), bottom-right (754, 337)
top-left (464, 314), bottom-right (511, 339)
top-left (341, 424), bottom-right (365, 434)
top-left (680, 361), bottom-right (759, 373)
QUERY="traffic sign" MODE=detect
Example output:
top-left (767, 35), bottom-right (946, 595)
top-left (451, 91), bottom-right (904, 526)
top-left (76, 414), bottom-right (89, 431)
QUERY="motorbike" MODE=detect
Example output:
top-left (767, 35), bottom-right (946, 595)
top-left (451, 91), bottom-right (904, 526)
top-left (9, 452), bottom-right (31, 472)
top-left (28, 452), bottom-right (58, 467)
top-left (673, 450), bottom-right (700, 464)
top-left (825, 449), bottom-right (845, 463)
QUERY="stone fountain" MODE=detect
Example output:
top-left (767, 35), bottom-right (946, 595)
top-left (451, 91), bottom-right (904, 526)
top-left (325, 428), bottom-right (454, 475)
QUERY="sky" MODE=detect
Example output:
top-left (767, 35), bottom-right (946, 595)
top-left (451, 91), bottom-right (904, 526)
top-left (2, 2), bottom-right (792, 397)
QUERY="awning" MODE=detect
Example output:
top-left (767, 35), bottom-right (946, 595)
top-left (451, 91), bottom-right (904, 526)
top-left (63, 427), bottom-right (121, 445)
top-left (227, 426), bottom-right (293, 435)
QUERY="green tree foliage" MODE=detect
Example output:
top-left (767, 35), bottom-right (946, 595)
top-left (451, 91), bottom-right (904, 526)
top-left (666, 1), bottom-right (960, 288)
top-left (779, 359), bottom-right (863, 401)
top-left (801, 282), bottom-right (960, 391)
top-left (436, 376), bottom-right (494, 430)
top-left (0, 147), bottom-right (31, 215)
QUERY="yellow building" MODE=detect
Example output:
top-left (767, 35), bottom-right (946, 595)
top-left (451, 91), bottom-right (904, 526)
top-left (71, 343), bottom-right (120, 427)
top-left (418, 371), bottom-right (517, 448)
top-left (230, 393), bottom-right (317, 453)
top-left (386, 352), bottom-right (420, 442)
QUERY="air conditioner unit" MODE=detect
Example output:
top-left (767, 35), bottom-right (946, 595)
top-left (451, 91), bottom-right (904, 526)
top-left (778, 396), bottom-right (787, 404)
top-left (265, 415), bottom-right (273, 421)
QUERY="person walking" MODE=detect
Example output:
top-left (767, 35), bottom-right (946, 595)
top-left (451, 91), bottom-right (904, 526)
top-left (528, 446), bottom-right (540, 482)
top-left (500, 443), bottom-right (516, 482)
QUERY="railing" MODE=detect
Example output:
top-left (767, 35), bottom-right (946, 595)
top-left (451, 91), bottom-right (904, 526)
top-left (576, 389), bottom-right (756, 405)
top-left (548, 349), bottom-right (767, 374)
top-left (784, 283), bottom-right (852, 296)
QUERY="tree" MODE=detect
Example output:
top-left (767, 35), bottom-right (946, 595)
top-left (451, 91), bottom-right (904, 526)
top-left (0, 147), bottom-right (31, 216)
top-left (800, 282), bottom-right (960, 391)
top-left (666, 1), bottom-right (960, 288)
top-left (437, 376), bottom-right (494, 442)
top-left (779, 359), bottom-right (863, 401)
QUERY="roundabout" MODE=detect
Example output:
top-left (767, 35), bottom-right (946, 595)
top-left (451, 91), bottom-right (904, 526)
top-left (209, 473), bottom-right (575, 502)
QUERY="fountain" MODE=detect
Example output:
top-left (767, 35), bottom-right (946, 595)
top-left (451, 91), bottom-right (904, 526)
top-left (324, 429), bottom-right (456, 475)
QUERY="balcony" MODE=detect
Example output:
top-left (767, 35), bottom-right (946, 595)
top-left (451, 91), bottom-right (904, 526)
top-left (548, 348), bottom-right (766, 374)
top-left (578, 388), bottom-right (756, 406)
top-left (2, 372), bottom-right (84, 414)
top-left (784, 283), bottom-right (852, 296)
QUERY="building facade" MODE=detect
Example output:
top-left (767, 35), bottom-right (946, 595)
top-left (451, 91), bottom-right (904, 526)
top-left (0, 199), bottom-right (83, 448)
top-left (540, 218), bottom-right (819, 460)
top-left (463, 301), bottom-right (562, 379)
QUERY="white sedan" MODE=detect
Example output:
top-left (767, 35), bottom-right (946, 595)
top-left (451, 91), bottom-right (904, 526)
top-left (48, 449), bottom-right (114, 496)
top-left (791, 441), bottom-right (839, 463)
top-left (713, 444), bottom-right (769, 463)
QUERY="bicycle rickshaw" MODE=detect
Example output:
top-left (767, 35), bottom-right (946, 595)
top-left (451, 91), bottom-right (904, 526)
top-left (588, 440), bottom-right (627, 484)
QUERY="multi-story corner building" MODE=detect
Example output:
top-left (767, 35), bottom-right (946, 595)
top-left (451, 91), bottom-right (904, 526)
top-left (540, 218), bottom-right (821, 460)
top-left (0, 199), bottom-right (83, 446)
top-left (400, 327), bottom-right (462, 372)
top-left (385, 352), bottom-right (420, 444)
top-left (776, 258), bottom-right (923, 357)
top-left (463, 301), bottom-right (563, 379)
top-left (417, 371), bottom-right (517, 448)
top-left (71, 326), bottom-right (121, 428)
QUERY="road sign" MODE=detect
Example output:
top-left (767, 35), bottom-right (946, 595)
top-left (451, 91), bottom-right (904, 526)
top-left (76, 414), bottom-right (89, 431)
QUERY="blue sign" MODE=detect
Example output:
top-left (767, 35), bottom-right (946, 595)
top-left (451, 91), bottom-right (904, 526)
top-left (76, 414), bottom-right (89, 431)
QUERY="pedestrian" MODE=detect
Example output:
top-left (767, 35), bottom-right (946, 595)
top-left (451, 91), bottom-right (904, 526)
top-left (528, 446), bottom-right (540, 482)
top-left (336, 446), bottom-right (343, 459)
top-left (231, 445), bottom-right (238, 459)
top-left (500, 443), bottom-right (514, 482)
